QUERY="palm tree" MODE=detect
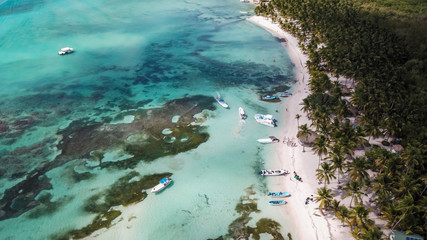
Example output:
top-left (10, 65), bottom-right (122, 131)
top-left (300, 98), bottom-right (312, 114)
top-left (346, 156), bottom-right (370, 185)
top-left (295, 114), bottom-right (301, 128)
top-left (331, 199), bottom-right (341, 214)
top-left (401, 144), bottom-right (425, 175)
top-left (297, 124), bottom-right (313, 152)
top-left (315, 187), bottom-right (335, 215)
top-left (327, 145), bottom-right (346, 184)
top-left (395, 174), bottom-right (422, 198)
top-left (336, 205), bottom-right (350, 227)
top-left (360, 225), bottom-right (383, 240)
top-left (348, 204), bottom-right (373, 229)
top-left (316, 162), bottom-right (336, 186)
top-left (312, 134), bottom-right (329, 167)
top-left (344, 181), bottom-right (364, 207)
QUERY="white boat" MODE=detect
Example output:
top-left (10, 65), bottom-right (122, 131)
top-left (58, 47), bottom-right (74, 55)
top-left (239, 107), bottom-right (246, 119)
top-left (259, 169), bottom-right (289, 176)
top-left (215, 98), bottom-right (229, 108)
top-left (151, 177), bottom-right (172, 193)
top-left (254, 114), bottom-right (276, 127)
top-left (268, 192), bottom-right (291, 198)
top-left (269, 200), bottom-right (287, 206)
top-left (257, 136), bottom-right (279, 144)
top-left (215, 92), bottom-right (229, 108)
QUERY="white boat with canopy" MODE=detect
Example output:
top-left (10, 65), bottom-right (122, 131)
top-left (254, 114), bottom-right (276, 127)
top-left (58, 47), bottom-right (74, 55)
top-left (215, 92), bottom-right (229, 108)
top-left (151, 177), bottom-right (172, 193)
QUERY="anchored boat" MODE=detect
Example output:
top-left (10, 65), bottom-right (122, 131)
top-left (268, 192), bottom-right (291, 198)
top-left (254, 114), bottom-right (276, 127)
top-left (269, 200), bottom-right (287, 206)
top-left (259, 169), bottom-right (289, 176)
top-left (239, 107), bottom-right (246, 119)
top-left (257, 136), bottom-right (280, 144)
top-left (58, 47), bottom-right (74, 55)
top-left (215, 92), bottom-right (229, 108)
top-left (151, 177), bottom-right (172, 193)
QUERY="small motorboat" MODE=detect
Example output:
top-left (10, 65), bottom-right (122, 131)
top-left (269, 200), bottom-right (287, 206)
top-left (280, 91), bottom-right (292, 97)
top-left (268, 192), bottom-right (291, 198)
top-left (151, 177), bottom-right (172, 193)
top-left (259, 169), bottom-right (289, 176)
top-left (257, 136), bottom-right (280, 144)
top-left (260, 95), bottom-right (280, 102)
top-left (215, 92), bottom-right (229, 108)
top-left (239, 107), bottom-right (246, 119)
top-left (215, 98), bottom-right (229, 108)
top-left (58, 47), bottom-right (74, 55)
top-left (254, 114), bottom-right (276, 127)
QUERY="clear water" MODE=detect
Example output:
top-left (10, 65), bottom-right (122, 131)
top-left (0, 0), bottom-right (295, 239)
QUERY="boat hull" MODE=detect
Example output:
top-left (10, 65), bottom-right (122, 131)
top-left (239, 107), bottom-right (246, 119)
top-left (259, 169), bottom-right (289, 176)
top-left (151, 178), bottom-right (172, 193)
top-left (257, 136), bottom-right (279, 143)
top-left (254, 114), bottom-right (276, 127)
top-left (269, 200), bottom-right (287, 206)
top-left (268, 192), bottom-right (291, 198)
top-left (215, 98), bottom-right (229, 108)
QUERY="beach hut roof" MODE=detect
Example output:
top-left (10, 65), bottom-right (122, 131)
top-left (392, 144), bottom-right (404, 153)
top-left (298, 132), bottom-right (318, 145)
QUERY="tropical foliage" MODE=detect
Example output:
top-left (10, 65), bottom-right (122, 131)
top-left (257, 0), bottom-right (426, 237)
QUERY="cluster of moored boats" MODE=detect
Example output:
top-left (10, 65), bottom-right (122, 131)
top-left (268, 192), bottom-right (291, 205)
top-left (150, 94), bottom-right (295, 203)
top-left (215, 93), bottom-right (293, 206)
top-left (261, 170), bottom-right (293, 205)
top-left (215, 94), bottom-right (277, 127)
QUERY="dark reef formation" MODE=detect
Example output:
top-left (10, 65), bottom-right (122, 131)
top-left (0, 95), bottom-right (215, 221)
top-left (209, 186), bottom-right (285, 240)
top-left (53, 171), bottom-right (171, 240)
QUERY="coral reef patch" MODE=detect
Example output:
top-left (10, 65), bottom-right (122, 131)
top-left (55, 171), bottom-right (171, 239)
top-left (215, 186), bottom-right (285, 240)
top-left (0, 95), bottom-right (213, 221)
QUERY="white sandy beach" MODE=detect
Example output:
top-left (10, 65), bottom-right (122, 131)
top-left (247, 16), bottom-right (354, 240)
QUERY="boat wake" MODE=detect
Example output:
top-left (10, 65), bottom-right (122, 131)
top-left (233, 119), bottom-right (245, 139)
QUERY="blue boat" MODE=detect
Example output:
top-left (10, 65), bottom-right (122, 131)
top-left (260, 95), bottom-right (281, 102)
top-left (269, 200), bottom-right (287, 206)
top-left (280, 91), bottom-right (292, 97)
top-left (268, 192), bottom-right (291, 198)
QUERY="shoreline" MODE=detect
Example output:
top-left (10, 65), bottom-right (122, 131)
top-left (247, 16), bottom-right (353, 240)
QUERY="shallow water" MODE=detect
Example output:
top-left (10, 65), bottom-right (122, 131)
top-left (0, 0), bottom-right (295, 239)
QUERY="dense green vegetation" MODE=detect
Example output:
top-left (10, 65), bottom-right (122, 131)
top-left (256, 0), bottom-right (426, 238)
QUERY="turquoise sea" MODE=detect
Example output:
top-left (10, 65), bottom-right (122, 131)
top-left (0, 0), bottom-right (296, 239)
